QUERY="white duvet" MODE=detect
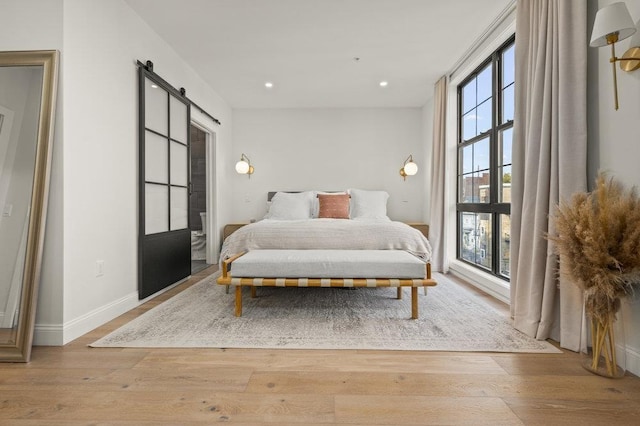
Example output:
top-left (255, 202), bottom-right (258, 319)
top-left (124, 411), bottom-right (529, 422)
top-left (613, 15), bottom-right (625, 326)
top-left (220, 219), bottom-right (432, 263)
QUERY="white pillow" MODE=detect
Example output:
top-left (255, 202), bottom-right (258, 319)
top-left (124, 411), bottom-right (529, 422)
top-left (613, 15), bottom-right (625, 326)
top-left (348, 189), bottom-right (390, 220)
top-left (264, 191), bottom-right (314, 220)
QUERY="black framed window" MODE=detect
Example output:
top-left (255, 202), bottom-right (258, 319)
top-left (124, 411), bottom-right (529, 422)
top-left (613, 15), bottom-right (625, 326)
top-left (457, 36), bottom-right (514, 280)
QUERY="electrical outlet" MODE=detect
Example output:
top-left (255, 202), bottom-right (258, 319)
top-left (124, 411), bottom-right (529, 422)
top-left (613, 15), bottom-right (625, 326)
top-left (2, 204), bottom-right (12, 217)
top-left (96, 260), bottom-right (104, 277)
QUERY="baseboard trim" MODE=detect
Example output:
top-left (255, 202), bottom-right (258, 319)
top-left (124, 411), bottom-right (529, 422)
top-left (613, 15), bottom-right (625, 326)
top-left (63, 291), bottom-right (141, 345)
top-left (623, 344), bottom-right (640, 377)
top-left (33, 291), bottom-right (140, 346)
top-left (33, 323), bottom-right (65, 346)
top-left (448, 260), bottom-right (510, 304)
top-left (33, 276), bottom-right (191, 346)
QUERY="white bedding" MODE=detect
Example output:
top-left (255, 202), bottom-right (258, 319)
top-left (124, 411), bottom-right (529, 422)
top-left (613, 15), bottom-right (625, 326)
top-left (220, 219), bottom-right (432, 263)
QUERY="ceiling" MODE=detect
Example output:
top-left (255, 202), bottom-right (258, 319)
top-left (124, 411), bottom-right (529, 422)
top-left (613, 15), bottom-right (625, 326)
top-left (125, 0), bottom-right (513, 109)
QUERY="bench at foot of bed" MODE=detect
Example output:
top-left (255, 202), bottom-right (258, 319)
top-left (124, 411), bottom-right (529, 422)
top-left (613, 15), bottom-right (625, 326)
top-left (217, 250), bottom-right (437, 319)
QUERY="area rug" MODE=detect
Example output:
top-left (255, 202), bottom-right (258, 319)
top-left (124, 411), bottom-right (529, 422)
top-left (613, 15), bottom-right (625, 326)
top-left (90, 272), bottom-right (560, 353)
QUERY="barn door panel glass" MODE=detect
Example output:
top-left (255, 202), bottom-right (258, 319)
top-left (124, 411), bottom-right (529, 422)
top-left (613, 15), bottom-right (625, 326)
top-left (170, 96), bottom-right (187, 143)
top-left (144, 183), bottom-right (168, 234)
top-left (170, 142), bottom-right (188, 187)
top-left (144, 130), bottom-right (168, 184)
top-left (170, 186), bottom-right (188, 230)
top-left (144, 79), bottom-right (167, 135)
top-left (142, 76), bottom-right (189, 236)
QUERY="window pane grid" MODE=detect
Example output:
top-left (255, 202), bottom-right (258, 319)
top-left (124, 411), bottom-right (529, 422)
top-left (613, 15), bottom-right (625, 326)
top-left (499, 126), bottom-right (513, 203)
top-left (501, 85), bottom-right (514, 124)
top-left (458, 136), bottom-right (490, 203)
top-left (460, 61), bottom-right (494, 142)
top-left (476, 98), bottom-right (493, 135)
top-left (502, 44), bottom-right (515, 88)
top-left (499, 214), bottom-right (511, 277)
top-left (463, 109), bottom-right (477, 141)
top-left (457, 36), bottom-right (514, 280)
top-left (477, 64), bottom-right (493, 104)
top-left (460, 212), bottom-right (492, 270)
top-left (462, 79), bottom-right (476, 114)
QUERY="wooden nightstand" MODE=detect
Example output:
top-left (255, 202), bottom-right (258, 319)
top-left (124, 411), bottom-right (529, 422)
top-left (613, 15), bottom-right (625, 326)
top-left (405, 223), bottom-right (429, 239)
top-left (223, 223), bottom-right (250, 240)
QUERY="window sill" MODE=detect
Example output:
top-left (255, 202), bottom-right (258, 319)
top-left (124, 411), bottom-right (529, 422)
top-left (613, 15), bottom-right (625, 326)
top-left (448, 260), bottom-right (510, 304)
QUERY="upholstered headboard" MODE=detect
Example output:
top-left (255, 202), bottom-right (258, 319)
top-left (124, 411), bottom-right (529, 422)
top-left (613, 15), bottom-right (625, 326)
top-left (267, 191), bottom-right (343, 202)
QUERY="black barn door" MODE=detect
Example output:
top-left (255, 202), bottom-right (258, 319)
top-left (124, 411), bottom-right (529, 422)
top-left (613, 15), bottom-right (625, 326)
top-left (138, 66), bottom-right (191, 299)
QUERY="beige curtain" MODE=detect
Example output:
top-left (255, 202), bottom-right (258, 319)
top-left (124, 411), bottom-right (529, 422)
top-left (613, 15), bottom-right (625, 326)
top-left (510, 0), bottom-right (587, 351)
top-left (429, 76), bottom-right (448, 272)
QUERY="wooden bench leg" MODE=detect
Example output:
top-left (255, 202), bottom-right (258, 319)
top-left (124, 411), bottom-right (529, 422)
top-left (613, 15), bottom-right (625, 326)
top-left (250, 287), bottom-right (257, 298)
top-left (397, 288), bottom-right (402, 299)
top-left (411, 287), bottom-right (418, 319)
top-left (425, 263), bottom-right (431, 296)
top-left (235, 286), bottom-right (242, 317)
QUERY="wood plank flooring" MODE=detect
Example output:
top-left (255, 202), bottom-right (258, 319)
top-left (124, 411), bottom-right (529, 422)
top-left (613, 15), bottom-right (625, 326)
top-left (1, 266), bottom-right (639, 425)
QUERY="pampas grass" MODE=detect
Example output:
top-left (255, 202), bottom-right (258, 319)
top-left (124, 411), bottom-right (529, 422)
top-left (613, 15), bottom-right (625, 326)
top-left (549, 173), bottom-right (640, 377)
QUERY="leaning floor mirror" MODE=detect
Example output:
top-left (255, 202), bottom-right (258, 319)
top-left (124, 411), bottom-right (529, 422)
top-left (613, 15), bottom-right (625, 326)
top-left (0, 51), bottom-right (58, 362)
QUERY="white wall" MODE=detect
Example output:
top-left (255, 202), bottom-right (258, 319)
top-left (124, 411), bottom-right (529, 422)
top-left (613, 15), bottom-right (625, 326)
top-left (588, 0), bottom-right (640, 376)
top-left (232, 108), bottom-right (425, 222)
top-left (57, 0), bottom-right (233, 343)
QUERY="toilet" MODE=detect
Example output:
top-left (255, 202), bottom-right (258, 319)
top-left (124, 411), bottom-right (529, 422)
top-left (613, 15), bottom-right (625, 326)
top-left (191, 211), bottom-right (207, 260)
top-left (199, 211), bottom-right (207, 234)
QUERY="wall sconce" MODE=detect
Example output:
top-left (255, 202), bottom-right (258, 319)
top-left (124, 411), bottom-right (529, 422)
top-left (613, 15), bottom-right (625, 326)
top-left (235, 153), bottom-right (254, 178)
top-left (590, 2), bottom-right (640, 110)
top-left (399, 155), bottom-right (418, 181)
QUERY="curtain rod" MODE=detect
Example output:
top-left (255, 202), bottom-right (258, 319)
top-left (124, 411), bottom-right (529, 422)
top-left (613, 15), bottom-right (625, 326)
top-left (136, 60), bottom-right (221, 126)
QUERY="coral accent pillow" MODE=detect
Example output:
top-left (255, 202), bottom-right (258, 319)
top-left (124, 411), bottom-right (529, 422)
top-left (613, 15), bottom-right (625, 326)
top-left (317, 194), bottom-right (350, 219)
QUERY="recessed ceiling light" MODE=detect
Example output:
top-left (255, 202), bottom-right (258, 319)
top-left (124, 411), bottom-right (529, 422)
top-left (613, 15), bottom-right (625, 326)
top-left (379, 81), bottom-right (389, 87)
top-left (265, 82), bottom-right (274, 89)
top-left (151, 84), bottom-right (158, 89)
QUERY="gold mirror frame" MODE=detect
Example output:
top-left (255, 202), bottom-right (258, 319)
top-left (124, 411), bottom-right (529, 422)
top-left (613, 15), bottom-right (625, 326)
top-left (0, 51), bottom-right (58, 362)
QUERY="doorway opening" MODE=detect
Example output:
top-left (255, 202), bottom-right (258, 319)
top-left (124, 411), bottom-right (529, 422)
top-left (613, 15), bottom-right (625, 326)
top-left (190, 124), bottom-right (209, 274)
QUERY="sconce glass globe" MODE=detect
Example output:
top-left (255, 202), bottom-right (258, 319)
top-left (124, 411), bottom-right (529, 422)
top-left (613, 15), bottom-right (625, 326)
top-left (235, 160), bottom-right (250, 174)
top-left (404, 161), bottom-right (418, 176)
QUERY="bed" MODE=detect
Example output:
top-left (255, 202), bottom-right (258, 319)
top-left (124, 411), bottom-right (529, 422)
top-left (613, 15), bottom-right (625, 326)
top-left (217, 189), bottom-right (436, 317)
top-left (220, 218), bottom-right (432, 264)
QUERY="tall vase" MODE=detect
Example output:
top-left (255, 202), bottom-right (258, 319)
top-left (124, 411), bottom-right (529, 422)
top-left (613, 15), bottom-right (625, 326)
top-left (582, 297), bottom-right (626, 378)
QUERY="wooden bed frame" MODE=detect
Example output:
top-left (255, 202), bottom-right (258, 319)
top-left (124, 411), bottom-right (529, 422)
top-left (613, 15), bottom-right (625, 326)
top-left (217, 251), bottom-right (437, 319)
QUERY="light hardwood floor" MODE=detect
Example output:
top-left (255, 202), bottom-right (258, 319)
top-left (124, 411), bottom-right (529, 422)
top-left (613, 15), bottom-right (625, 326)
top-left (1, 266), bottom-right (640, 425)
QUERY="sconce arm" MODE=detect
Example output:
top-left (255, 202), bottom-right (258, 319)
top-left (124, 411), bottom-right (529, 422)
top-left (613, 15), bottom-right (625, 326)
top-left (610, 56), bottom-right (640, 63)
